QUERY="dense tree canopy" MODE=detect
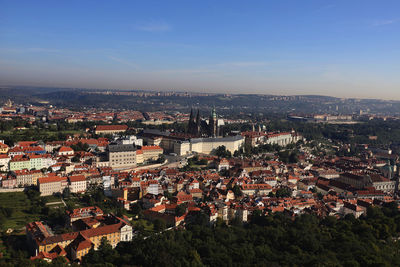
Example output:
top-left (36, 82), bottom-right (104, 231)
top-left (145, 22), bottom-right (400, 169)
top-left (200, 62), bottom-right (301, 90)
top-left (4, 204), bottom-right (398, 266)
top-left (77, 203), bottom-right (400, 267)
top-left (214, 146), bottom-right (232, 158)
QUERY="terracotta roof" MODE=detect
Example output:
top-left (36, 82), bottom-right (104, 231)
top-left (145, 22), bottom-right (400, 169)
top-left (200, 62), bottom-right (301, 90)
top-left (31, 251), bottom-right (59, 261)
top-left (0, 143), bottom-right (8, 148)
top-left (18, 141), bottom-right (38, 147)
top-left (59, 146), bottom-right (73, 152)
top-left (67, 206), bottom-right (104, 218)
top-left (70, 232), bottom-right (93, 251)
top-left (32, 220), bottom-right (124, 246)
top-left (24, 146), bottom-right (45, 152)
top-left (69, 175), bottom-right (86, 182)
top-left (8, 147), bottom-right (25, 152)
top-left (38, 176), bottom-right (67, 184)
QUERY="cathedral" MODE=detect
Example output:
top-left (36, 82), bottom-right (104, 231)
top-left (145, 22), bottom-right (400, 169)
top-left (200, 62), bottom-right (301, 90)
top-left (187, 108), bottom-right (219, 137)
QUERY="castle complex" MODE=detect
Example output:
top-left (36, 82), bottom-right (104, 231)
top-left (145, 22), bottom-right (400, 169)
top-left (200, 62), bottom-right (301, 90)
top-left (187, 108), bottom-right (219, 137)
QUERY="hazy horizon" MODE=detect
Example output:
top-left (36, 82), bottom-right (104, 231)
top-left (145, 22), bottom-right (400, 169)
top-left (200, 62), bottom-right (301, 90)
top-left (3, 84), bottom-right (399, 103)
top-left (1, 0), bottom-right (399, 100)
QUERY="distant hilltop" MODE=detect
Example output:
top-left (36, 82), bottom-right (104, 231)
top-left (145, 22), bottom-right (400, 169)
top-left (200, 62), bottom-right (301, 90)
top-left (1, 86), bottom-right (399, 116)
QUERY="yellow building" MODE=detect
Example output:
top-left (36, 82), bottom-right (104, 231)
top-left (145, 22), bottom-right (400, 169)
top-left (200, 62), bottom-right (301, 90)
top-left (26, 213), bottom-right (132, 261)
top-left (139, 145), bottom-right (163, 162)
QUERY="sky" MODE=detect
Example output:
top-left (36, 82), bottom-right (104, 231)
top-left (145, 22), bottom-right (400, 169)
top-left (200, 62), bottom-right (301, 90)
top-left (0, 0), bottom-right (399, 99)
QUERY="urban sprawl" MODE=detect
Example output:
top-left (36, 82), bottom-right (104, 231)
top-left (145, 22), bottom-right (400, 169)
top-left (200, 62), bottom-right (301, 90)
top-left (0, 99), bottom-right (399, 263)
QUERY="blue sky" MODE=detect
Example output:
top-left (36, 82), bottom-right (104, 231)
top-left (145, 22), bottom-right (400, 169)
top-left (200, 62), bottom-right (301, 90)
top-left (0, 0), bottom-right (399, 99)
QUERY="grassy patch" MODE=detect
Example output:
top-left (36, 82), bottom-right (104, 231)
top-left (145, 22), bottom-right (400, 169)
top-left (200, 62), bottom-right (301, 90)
top-left (45, 203), bottom-right (64, 209)
top-left (0, 232), bottom-right (30, 260)
top-left (132, 219), bottom-right (155, 235)
top-left (0, 192), bottom-right (40, 231)
top-left (42, 194), bottom-right (62, 203)
top-left (0, 129), bottom-right (83, 144)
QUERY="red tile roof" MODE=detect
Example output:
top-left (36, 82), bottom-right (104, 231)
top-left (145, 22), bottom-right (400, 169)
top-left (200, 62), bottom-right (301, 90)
top-left (0, 143), bottom-right (9, 149)
top-left (18, 141), bottom-right (38, 147)
top-left (38, 176), bottom-right (67, 184)
top-left (59, 146), bottom-right (73, 152)
top-left (69, 175), bottom-right (86, 182)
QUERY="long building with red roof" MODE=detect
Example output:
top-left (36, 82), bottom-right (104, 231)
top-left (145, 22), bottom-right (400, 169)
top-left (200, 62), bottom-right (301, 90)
top-left (95, 125), bottom-right (128, 135)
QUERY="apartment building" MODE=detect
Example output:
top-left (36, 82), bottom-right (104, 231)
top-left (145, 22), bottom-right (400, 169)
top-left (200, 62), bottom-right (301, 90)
top-left (68, 175), bottom-right (87, 193)
top-left (9, 156), bottom-right (30, 171)
top-left (38, 176), bottom-right (68, 196)
top-left (108, 144), bottom-right (136, 169)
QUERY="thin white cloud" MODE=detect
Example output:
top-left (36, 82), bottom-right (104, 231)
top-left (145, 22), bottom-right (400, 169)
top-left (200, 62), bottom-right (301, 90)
top-left (372, 19), bottom-right (398, 26)
top-left (152, 61), bottom-right (270, 75)
top-left (122, 41), bottom-right (197, 49)
top-left (25, 47), bottom-right (60, 53)
top-left (0, 47), bottom-right (60, 53)
top-left (153, 61), bottom-right (270, 75)
top-left (134, 21), bottom-right (171, 32)
top-left (215, 61), bottom-right (269, 68)
top-left (107, 56), bottom-right (140, 69)
top-left (152, 68), bottom-right (215, 75)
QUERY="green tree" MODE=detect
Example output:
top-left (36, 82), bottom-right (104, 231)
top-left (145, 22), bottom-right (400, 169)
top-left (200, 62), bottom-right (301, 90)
top-left (175, 203), bottom-right (187, 217)
top-left (82, 237), bottom-right (118, 265)
top-left (153, 219), bottom-right (166, 232)
top-left (62, 187), bottom-right (71, 199)
top-left (232, 184), bottom-right (243, 197)
top-left (214, 146), bottom-right (232, 158)
top-left (131, 203), bottom-right (142, 217)
top-left (275, 187), bottom-right (292, 198)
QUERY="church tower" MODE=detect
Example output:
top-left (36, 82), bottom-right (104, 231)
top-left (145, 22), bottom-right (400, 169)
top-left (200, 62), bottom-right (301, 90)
top-left (195, 109), bottom-right (201, 136)
top-left (208, 108), bottom-right (218, 137)
top-left (187, 109), bottom-right (196, 135)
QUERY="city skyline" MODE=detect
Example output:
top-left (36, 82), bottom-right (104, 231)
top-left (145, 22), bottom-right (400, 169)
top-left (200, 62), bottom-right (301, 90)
top-left (1, 0), bottom-right (400, 100)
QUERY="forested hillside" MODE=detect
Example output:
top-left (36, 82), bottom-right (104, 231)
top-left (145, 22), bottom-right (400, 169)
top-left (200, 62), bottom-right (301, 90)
top-left (81, 203), bottom-right (400, 267)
